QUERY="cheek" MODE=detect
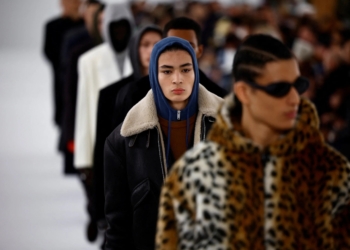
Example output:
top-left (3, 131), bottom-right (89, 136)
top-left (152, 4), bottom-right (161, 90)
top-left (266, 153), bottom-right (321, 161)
top-left (139, 48), bottom-right (150, 66)
top-left (188, 72), bottom-right (195, 88)
top-left (157, 74), bottom-right (168, 92)
top-left (251, 95), bottom-right (280, 120)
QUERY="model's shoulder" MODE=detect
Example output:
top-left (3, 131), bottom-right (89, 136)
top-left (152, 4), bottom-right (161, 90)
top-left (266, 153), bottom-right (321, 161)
top-left (106, 122), bottom-right (125, 144)
top-left (319, 143), bottom-right (350, 169)
top-left (79, 43), bottom-right (108, 61)
top-left (45, 16), bottom-right (63, 27)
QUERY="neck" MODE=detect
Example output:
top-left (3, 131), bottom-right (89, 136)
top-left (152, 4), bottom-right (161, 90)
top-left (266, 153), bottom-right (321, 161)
top-left (62, 12), bottom-right (80, 20)
top-left (142, 67), bottom-right (148, 77)
top-left (241, 109), bottom-right (280, 149)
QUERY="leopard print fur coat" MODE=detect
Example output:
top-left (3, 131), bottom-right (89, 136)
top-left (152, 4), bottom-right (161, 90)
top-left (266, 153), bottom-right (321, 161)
top-left (156, 93), bottom-right (350, 250)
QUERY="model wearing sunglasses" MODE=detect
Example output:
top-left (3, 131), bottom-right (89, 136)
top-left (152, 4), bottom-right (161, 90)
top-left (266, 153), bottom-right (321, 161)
top-left (233, 58), bottom-right (304, 136)
top-left (244, 76), bottom-right (310, 98)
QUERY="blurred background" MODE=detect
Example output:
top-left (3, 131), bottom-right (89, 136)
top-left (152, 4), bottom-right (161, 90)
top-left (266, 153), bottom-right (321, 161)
top-left (0, 0), bottom-right (349, 249)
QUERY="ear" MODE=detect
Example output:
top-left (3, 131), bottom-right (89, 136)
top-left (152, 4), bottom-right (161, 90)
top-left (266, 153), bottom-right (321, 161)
top-left (196, 44), bottom-right (204, 59)
top-left (233, 81), bottom-right (250, 105)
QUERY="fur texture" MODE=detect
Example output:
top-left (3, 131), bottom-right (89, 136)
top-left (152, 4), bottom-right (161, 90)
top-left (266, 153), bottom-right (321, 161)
top-left (156, 93), bottom-right (350, 250)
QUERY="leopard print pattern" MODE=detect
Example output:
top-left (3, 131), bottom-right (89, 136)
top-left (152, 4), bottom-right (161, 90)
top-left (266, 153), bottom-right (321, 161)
top-left (156, 94), bottom-right (350, 250)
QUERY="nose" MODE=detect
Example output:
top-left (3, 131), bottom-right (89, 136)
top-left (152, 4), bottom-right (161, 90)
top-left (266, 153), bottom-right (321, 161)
top-left (286, 86), bottom-right (300, 106)
top-left (172, 71), bottom-right (182, 84)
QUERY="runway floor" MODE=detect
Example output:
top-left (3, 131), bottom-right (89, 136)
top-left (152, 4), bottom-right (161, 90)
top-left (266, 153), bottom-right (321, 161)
top-left (0, 49), bottom-right (103, 249)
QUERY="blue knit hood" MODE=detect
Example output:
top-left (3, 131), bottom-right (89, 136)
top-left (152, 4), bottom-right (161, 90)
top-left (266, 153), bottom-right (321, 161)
top-left (149, 37), bottom-right (199, 121)
top-left (149, 37), bottom-right (199, 168)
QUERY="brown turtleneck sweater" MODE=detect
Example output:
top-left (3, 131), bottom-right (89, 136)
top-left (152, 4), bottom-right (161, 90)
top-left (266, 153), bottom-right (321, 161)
top-left (158, 114), bottom-right (197, 161)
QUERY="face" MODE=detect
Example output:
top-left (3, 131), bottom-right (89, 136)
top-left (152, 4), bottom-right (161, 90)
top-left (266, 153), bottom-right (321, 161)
top-left (243, 59), bottom-right (301, 131)
top-left (139, 31), bottom-right (162, 71)
top-left (61, 0), bottom-right (82, 15)
top-left (343, 40), bottom-right (350, 64)
top-left (109, 19), bottom-right (131, 52)
top-left (167, 29), bottom-right (203, 59)
top-left (158, 50), bottom-right (195, 110)
top-left (83, 3), bottom-right (100, 34)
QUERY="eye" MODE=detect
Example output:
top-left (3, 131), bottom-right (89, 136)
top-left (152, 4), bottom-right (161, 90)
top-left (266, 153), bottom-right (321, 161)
top-left (161, 70), bottom-right (171, 75)
top-left (140, 42), bottom-right (150, 48)
top-left (182, 68), bottom-right (192, 73)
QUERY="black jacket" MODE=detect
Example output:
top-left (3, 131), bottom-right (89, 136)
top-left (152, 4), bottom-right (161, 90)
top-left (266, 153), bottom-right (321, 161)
top-left (112, 70), bottom-right (228, 129)
top-left (43, 17), bottom-right (84, 127)
top-left (93, 26), bottom-right (163, 220)
top-left (93, 74), bottom-right (135, 220)
top-left (104, 86), bottom-right (223, 249)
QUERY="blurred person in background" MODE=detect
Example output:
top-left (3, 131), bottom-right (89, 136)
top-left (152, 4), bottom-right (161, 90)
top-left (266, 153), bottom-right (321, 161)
top-left (130, 1), bottom-right (154, 27)
top-left (184, 1), bottom-right (208, 27)
top-left (216, 32), bottom-right (240, 92)
top-left (59, 0), bottom-right (103, 176)
top-left (73, 2), bottom-right (134, 244)
top-left (43, 0), bottom-right (84, 139)
top-left (292, 16), bottom-right (319, 63)
top-left (60, 1), bottom-right (105, 244)
top-left (156, 34), bottom-right (350, 250)
top-left (104, 36), bottom-right (223, 250)
top-left (151, 3), bottom-right (175, 29)
top-left (60, 1), bottom-right (104, 175)
top-left (92, 25), bottom-right (162, 246)
top-left (315, 32), bottom-right (350, 139)
top-left (201, 1), bottom-right (224, 48)
top-left (315, 33), bottom-right (350, 160)
top-left (74, 2), bottom-right (134, 173)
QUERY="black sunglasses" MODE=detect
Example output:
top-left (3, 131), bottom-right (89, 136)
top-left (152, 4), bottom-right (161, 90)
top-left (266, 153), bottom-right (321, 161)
top-left (244, 76), bottom-right (310, 98)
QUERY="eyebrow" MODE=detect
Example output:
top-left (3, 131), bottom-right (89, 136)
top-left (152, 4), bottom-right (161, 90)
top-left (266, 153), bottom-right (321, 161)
top-left (159, 63), bottom-right (193, 69)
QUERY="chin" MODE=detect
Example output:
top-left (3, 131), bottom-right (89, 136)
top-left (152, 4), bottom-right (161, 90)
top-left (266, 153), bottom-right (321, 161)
top-left (277, 121), bottom-right (297, 131)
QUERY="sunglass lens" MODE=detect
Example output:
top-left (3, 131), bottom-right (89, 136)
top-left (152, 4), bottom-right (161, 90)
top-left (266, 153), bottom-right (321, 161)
top-left (295, 77), bottom-right (310, 94)
top-left (266, 83), bottom-right (291, 97)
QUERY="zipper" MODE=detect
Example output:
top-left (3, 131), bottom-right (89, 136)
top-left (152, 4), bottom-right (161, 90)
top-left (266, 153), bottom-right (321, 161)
top-left (155, 126), bottom-right (167, 181)
top-left (177, 110), bottom-right (181, 120)
top-left (201, 115), bottom-right (206, 140)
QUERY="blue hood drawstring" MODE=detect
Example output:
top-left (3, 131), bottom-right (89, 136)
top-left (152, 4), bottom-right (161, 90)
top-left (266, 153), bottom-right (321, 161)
top-left (149, 37), bottom-right (199, 168)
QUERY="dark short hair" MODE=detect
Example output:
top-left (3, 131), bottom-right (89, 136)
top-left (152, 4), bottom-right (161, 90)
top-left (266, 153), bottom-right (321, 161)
top-left (86, 0), bottom-right (102, 4)
top-left (163, 17), bottom-right (202, 45)
top-left (233, 34), bottom-right (294, 83)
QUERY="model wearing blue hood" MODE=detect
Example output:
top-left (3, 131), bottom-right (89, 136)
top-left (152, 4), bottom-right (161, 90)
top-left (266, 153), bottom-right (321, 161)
top-left (149, 37), bottom-right (199, 122)
top-left (104, 36), bottom-right (223, 250)
top-left (149, 37), bottom-right (200, 166)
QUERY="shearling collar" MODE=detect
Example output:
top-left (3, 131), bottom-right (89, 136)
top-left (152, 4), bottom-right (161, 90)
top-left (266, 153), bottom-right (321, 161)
top-left (121, 84), bottom-right (223, 137)
top-left (208, 93), bottom-right (324, 156)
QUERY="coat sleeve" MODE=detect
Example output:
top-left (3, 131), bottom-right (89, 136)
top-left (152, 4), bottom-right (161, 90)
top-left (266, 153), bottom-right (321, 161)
top-left (74, 54), bottom-right (94, 168)
top-left (112, 85), bottom-right (133, 129)
top-left (104, 133), bottom-right (134, 250)
top-left (43, 21), bottom-right (55, 63)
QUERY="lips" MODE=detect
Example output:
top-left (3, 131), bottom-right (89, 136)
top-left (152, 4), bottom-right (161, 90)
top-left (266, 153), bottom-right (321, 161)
top-left (284, 110), bottom-right (298, 119)
top-left (172, 88), bottom-right (185, 95)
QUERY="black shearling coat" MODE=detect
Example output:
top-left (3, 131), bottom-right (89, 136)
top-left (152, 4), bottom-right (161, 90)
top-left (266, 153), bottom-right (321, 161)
top-left (104, 85), bottom-right (223, 249)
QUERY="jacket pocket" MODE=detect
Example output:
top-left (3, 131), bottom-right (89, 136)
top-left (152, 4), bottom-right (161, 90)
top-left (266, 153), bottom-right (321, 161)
top-left (130, 178), bottom-right (159, 249)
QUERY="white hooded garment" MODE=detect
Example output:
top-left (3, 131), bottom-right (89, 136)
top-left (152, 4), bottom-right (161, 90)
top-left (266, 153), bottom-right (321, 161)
top-left (74, 3), bottom-right (134, 169)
